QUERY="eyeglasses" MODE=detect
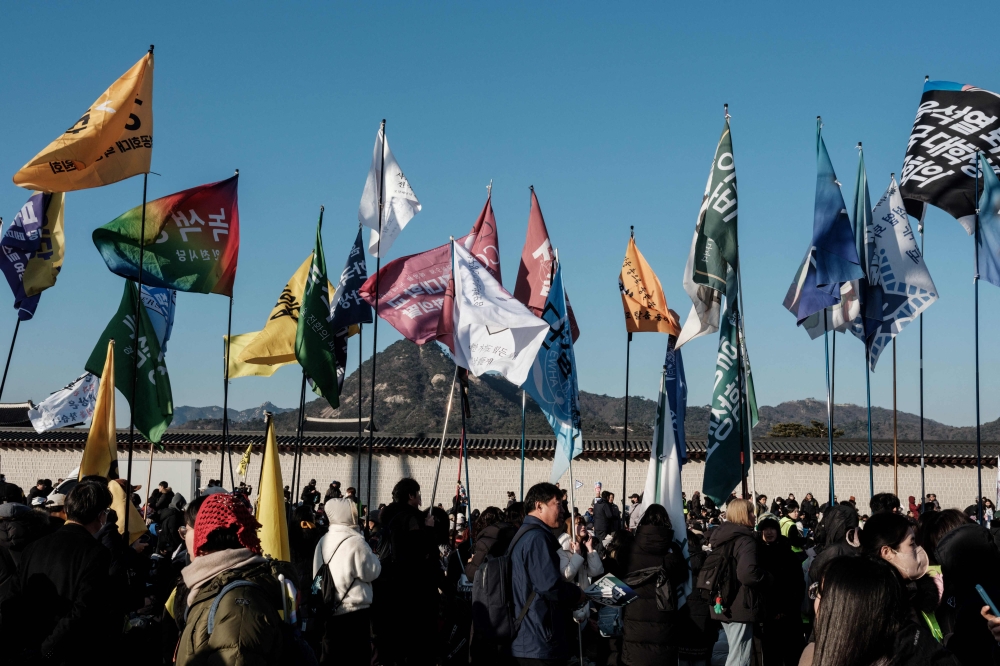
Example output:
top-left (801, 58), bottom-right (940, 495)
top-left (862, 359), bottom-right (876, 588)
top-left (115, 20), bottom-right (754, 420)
top-left (808, 582), bottom-right (821, 600)
top-left (178, 526), bottom-right (189, 538)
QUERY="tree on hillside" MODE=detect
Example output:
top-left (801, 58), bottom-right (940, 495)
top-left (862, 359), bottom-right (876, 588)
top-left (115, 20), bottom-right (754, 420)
top-left (768, 420), bottom-right (844, 438)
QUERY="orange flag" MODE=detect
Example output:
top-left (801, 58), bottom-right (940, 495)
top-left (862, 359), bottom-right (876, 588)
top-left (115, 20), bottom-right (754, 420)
top-left (619, 236), bottom-right (680, 334)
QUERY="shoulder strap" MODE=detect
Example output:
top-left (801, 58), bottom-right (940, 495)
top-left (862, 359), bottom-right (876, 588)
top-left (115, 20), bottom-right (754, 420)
top-left (505, 523), bottom-right (545, 557)
top-left (207, 580), bottom-right (263, 635)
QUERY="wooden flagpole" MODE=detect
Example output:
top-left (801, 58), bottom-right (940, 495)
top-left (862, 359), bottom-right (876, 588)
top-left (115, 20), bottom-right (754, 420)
top-left (429, 366), bottom-right (458, 509)
top-left (367, 119), bottom-right (386, 518)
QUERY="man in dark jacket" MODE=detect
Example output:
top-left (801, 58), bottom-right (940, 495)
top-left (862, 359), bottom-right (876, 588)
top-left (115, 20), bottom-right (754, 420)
top-left (592, 490), bottom-right (619, 547)
top-left (511, 482), bottom-right (584, 666)
top-left (7, 478), bottom-right (115, 664)
top-left (0, 502), bottom-right (55, 566)
top-left (799, 493), bottom-right (819, 529)
top-left (755, 514), bottom-right (804, 666)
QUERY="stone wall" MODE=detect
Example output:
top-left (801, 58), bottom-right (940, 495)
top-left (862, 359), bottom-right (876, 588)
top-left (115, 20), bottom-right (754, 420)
top-left (1, 445), bottom-right (992, 512)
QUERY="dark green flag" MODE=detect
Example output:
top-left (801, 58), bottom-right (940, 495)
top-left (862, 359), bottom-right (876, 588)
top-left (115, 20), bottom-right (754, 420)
top-left (295, 211), bottom-right (343, 407)
top-left (699, 117), bottom-right (739, 271)
top-left (85, 280), bottom-right (173, 443)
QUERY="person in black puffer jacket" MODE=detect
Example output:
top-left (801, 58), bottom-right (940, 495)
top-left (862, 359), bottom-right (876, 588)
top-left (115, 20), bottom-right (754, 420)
top-left (620, 504), bottom-right (688, 666)
top-left (754, 513), bottom-right (804, 666)
top-left (674, 528), bottom-right (718, 665)
top-left (0, 502), bottom-right (56, 567)
top-left (807, 502), bottom-right (860, 585)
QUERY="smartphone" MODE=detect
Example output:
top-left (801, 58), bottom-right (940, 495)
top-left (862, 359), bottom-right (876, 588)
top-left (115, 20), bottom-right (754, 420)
top-left (977, 584), bottom-right (999, 616)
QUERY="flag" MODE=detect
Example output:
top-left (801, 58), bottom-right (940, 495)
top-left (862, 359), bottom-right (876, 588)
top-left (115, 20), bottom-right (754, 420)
top-left (359, 124), bottom-right (421, 258)
top-left (451, 241), bottom-right (548, 386)
top-left (295, 212), bottom-right (345, 406)
top-left (513, 188), bottom-right (580, 341)
top-left (93, 174), bottom-right (240, 296)
top-left (619, 237), bottom-right (680, 334)
top-left (900, 80), bottom-right (1000, 234)
top-left (108, 478), bottom-right (147, 545)
top-left (849, 147), bottom-right (883, 346)
top-left (227, 332), bottom-right (292, 378)
top-left (256, 417), bottom-right (290, 561)
top-left (79, 341), bottom-right (118, 479)
top-left (868, 176), bottom-right (938, 371)
top-left (676, 118), bottom-right (738, 348)
top-left (84, 281), bottom-right (173, 443)
top-left (521, 260), bottom-right (582, 484)
top-left (785, 254), bottom-right (860, 340)
top-left (664, 334), bottom-right (687, 464)
top-left (329, 228), bottom-right (373, 332)
top-left (0, 192), bottom-right (65, 320)
top-left (238, 256), bottom-right (311, 365)
top-left (238, 442), bottom-right (253, 478)
top-left (13, 52), bottom-right (153, 192)
top-left (29, 373), bottom-right (100, 433)
top-left (140, 285), bottom-right (176, 352)
top-left (977, 152), bottom-right (1000, 289)
top-left (641, 364), bottom-right (692, 606)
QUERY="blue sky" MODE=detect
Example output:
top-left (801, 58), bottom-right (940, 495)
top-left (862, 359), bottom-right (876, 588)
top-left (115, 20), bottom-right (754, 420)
top-left (2, 2), bottom-right (999, 428)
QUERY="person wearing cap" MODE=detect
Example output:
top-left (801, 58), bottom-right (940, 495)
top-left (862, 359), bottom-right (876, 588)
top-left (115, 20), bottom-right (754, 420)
top-left (46, 493), bottom-right (68, 523)
top-left (754, 512), bottom-right (803, 666)
top-left (324, 480), bottom-right (343, 502)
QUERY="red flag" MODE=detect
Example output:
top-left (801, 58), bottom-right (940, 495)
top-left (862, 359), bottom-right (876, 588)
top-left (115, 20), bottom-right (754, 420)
top-left (513, 187), bottom-right (580, 341)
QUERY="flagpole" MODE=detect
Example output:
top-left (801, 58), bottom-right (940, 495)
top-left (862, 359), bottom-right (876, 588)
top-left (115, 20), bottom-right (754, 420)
top-left (893, 338), bottom-right (899, 496)
top-left (919, 220), bottom-right (926, 510)
top-left (623, 226), bottom-right (633, 516)
top-left (0, 319), bottom-right (21, 403)
top-left (824, 314), bottom-right (834, 507)
top-left (143, 441), bottom-right (155, 515)
top-left (520, 390), bottom-right (526, 501)
top-left (976, 153), bottom-right (984, 524)
top-left (221, 294), bottom-right (234, 488)
top-left (735, 263), bottom-right (756, 501)
top-left (367, 119), bottom-right (386, 518)
top-left (831, 327), bottom-right (836, 435)
top-left (866, 347), bottom-right (874, 499)
top-left (429, 366), bottom-right (458, 509)
top-left (735, 312), bottom-right (750, 501)
top-left (292, 370), bottom-right (307, 506)
top-left (462, 386), bottom-right (471, 523)
top-left (356, 322), bottom-right (363, 507)
top-left (256, 412), bottom-right (271, 515)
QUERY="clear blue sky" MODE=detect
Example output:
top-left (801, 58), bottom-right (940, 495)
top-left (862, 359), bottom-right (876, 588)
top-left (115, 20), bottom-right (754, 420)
top-left (2, 2), bottom-right (999, 429)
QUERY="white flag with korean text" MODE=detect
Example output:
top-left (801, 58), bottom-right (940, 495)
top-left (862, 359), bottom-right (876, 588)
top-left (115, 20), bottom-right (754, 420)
top-left (28, 373), bottom-right (99, 433)
top-left (451, 242), bottom-right (548, 386)
top-left (358, 124), bottom-right (422, 258)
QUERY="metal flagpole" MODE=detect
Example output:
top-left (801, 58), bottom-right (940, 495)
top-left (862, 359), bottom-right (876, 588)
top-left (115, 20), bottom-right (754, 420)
top-left (221, 294), bottom-right (234, 488)
top-left (143, 441), bottom-right (155, 514)
top-left (893, 338), bottom-right (899, 497)
top-left (735, 263), bottom-right (756, 501)
top-left (0, 319), bottom-right (21, 403)
top-left (367, 119), bottom-right (386, 518)
top-left (462, 386), bottom-right (471, 523)
top-left (976, 152), bottom-right (984, 524)
top-left (256, 412), bottom-right (271, 515)
top-left (831, 327), bottom-right (837, 436)
top-left (735, 312), bottom-right (749, 501)
top-left (824, 314), bottom-right (834, 507)
top-left (866, 347), bottom-right (874, 499)
top-left (357, 322), bottom-right (363, 507)
top-left (520, 390), bottom-right (526, 501)
top-left (429, 367), bottom-right (458, 508)
top-left (622, 226), bottom-right (635, 514)
top-left (919, 220), bottom-right (926, 511)
top-left (292, 371), bottom-right (307, 505)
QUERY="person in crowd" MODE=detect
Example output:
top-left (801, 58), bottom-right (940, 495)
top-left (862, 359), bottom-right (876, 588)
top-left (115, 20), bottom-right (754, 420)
top-left (344, 486), bottom-right (361, 518)
top-left (619, 504), bottom-right (686, 666)
top-left (777, 505), bottom-right (807, 553)
top-left (0, 498), bottom-right (56, 568)
top-left (290, 503), bottom-right (323, 595)
top-left (688, 491), bottom-right (703, 520)
top-left (324, 480), bottom-right (342, 501)
top-left (799, 493), bottom-right (819, 529)
top-left (785, 494), bottom-right (798, 512)
top-left (916, 509), bottom-right (971, 565)
top-left (7, 478), bottom-right (116, 664)
top-left (160, 494), bottom-right (209, 662)
top-left (150, 481), bottom-right (174, 523)
top-left (45, 492), bottom-right (67, 524)
top-left (983, 498), bottom-right (996, 523)
top-left (313, 497), bottom-right (381, 666)
top-left (756, 494), bottom-right (769, 517)
top-left (755, 513), bottom-right (804, 666)
top-left (808, 502), bottom-right (860, 585)
top-left (26, 479), bottom-right (50, 503)
top-left (593, 490), bottom-right (620, 549)
top-left (157, 492), bottom-right (187, 555)
top-left (675, 528), bottom-right (719, 666)
top-left (507, 490), bottom-right (517, 508)
top-left (927, 493), bottom-right (941, 512)
top-left (870, 492), bottom-right (901, 515)
top-left (176, 492), bottom-right (292, 666)
top-left (770, 496), bottom-right (785, 516)
top-left (505, 501), bottom-right (526, 530)
top-left (710, 498), bottom-right (768, 666)
top-left (464, 506), bottom-right (511, 581)
top-left (511, 482), bottom-right (585, 666)
top-left (302, 479), bottom-right (322, 506)
top-left (558, 514), bottom-right (603, 624)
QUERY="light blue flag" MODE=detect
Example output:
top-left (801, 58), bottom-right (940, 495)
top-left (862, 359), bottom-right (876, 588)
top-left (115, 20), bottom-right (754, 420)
top-left (522, 260), bottom-right (582, 484)
top-left (664, 334), bottom-right (687, 464)
top-left (978, 153), bottom-right (1000, 289)
top-left (140, 285), bottom-right (177, 352)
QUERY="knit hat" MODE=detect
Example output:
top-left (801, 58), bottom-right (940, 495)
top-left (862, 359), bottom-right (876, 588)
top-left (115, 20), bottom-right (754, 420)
top-left (756, 512), bottom-right (780, 532)
top-left (193, 492), bottom-right (262, 556)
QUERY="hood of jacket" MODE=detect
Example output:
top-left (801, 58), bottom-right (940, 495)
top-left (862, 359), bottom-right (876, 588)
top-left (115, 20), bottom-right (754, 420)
top-left (325, 497), bottom-right (358, 528)
top-left (937, 523), bottom-right (1000, 594)
top-left (633, 524), bottom-right (675, 556)
top-left (815, 503), bottom-right (858, 547)
top-left (169, 493), bottom-right (186, 510)
top-left (0, 507), bottom-right (52, 554)
top-left (709, 521), bottom-right (754, 548)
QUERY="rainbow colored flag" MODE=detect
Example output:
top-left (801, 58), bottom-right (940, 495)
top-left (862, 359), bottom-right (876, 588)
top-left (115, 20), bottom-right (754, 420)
top-left (92, 174), bottom-right (239, 296)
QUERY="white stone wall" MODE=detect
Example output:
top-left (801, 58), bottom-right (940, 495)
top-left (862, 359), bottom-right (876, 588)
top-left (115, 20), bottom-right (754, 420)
top-left (0, 445), bottom-right (992, 513)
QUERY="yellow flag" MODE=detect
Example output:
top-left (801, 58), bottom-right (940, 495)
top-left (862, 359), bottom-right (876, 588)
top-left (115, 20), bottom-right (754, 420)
top-left (80, 340), bottom-right (118, 479)
top-left (256, 416), bottom-right (290, 561)
top-left (619, 237), bottom-right (680, 335)
top-left (238, 256), bottom-right (312, 365)
top-left (237, 442), bottom-right (253, 478)
top-left (108, 479), bottom-right (147, 545)
top-left (226, 331), bottom-right (293, 378)
top-left (14, 52), bottom-right (153, 191)
top-left (23, 192), bottom-right (65, 297)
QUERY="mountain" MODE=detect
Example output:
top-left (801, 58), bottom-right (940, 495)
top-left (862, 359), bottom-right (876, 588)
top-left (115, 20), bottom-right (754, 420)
top-left (171, 339), bottom-right (997, 440)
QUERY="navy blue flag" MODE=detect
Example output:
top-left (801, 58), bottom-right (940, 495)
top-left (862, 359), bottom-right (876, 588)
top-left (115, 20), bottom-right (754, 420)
top-left (664, 334), bottom-right (687, 464)
top-left (849, 146), bottom-right (883, 346)
top-left (329, 227), bottom-right (374, 331)
top-left (0, 192), bottom-right (61, 321)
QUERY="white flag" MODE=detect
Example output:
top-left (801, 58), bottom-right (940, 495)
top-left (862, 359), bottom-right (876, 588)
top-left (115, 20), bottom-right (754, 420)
top-left (868, 177), bottom-right (938, 371)
top-left (675, 229), bottom-right (722, 349)
top-left (358, 124), bottom-right (421, 258)
top-left (451, 242), bottom-right (548, 386)
top-left (28, 373), bottom-right (99, 433)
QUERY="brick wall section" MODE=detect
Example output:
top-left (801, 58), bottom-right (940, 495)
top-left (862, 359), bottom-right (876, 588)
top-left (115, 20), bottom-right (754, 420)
top-left (1, 445), bottom-right (992, 512)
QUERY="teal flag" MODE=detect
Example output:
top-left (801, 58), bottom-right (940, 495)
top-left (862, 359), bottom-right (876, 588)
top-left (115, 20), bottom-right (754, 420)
top-left (699, 117), bottom-right (739, 271)
top-left (295, 211), bottom-right (342, 407)
top-left (84, 280), bottom-right (173, 443)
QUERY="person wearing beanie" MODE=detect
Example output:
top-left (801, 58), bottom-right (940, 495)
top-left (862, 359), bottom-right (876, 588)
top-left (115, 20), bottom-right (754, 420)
top-left (755, 512), bottom-right (804, 666)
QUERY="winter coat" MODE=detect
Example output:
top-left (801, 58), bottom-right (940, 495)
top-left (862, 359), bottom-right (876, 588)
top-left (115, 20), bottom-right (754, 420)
top-left (312, 498), bottom-right (381, 616)
top-left (936, 523), bottom-right (1000, 666)
top-left (707, 522), bottom-right (768, 623)
top-left (800, 497), bottom-right (819, 522)
top-left (155, 488), bottom-right (174, 514)
top-left (510, 516), bottom-right (583, 660)
top-left (807, 503), bottom-right (860, 584)
top-left (755, 535), bottom-right (804, 621)
top-left (557, 532), bottom-right (603, 621)
top-left (592, 499), bottom-right (619, 543)
top-left (0, 504), bottom-right (54, 566)
top-left (464, 521), bottom-right (515, 582)
top-left (620, 524), bottom-right (688, 666)
top-left (176, 553), bottom-right (289, 666)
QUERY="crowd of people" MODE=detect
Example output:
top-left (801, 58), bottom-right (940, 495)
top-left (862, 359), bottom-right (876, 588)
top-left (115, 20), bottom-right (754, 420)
top-left (1, 470), bottom-right (999, 666)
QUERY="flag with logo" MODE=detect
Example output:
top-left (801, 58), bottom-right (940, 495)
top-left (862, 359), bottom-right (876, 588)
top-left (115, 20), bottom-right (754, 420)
top-left (522, 260), bottom-right (582, 484)
top-left (238, 256), bottom-right (311, 366)
top-left (665, 334), bottom-right (687, 463)
top-left (452, 241), bottom-right (548, 386)
top-left (140, 285), bottom-right (176, 351)
top-left (0, 191), bottom-right (65, 320)
top-left (296, 212), bottom-right (346, 405)
top-left (93, 174), bottom-right (239, 296)
top-left (29, 373), bottom-right (100, 433)
top-left (900, 81), bottom-right (1000, 234)
top-left (84, 281), bottom-right (173, 443)
top-left (359, 124), bottom-right (421, 258)
top-left (256, 416), bottom-right (290, 561)
top-left (14, 52), bottom-right (153, 192)
top-left (977, 153), bottom-right (1000, 289)
top-left (868, 176), bottom-right (938, 370)
top-left (79, 341), bottom-right (118, 479)
top-left (849, 147), bottom-right (883, 346)
top-left (619, 237), bottom-right (680, 334)
top-left (513, 188), bottom-right (580, 341)
top-left (329, 228), bottom-right (373, 333)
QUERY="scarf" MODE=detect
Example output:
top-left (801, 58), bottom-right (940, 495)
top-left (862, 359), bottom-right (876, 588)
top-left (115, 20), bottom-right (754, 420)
top-left (182, 548), bottom-right (265, 607)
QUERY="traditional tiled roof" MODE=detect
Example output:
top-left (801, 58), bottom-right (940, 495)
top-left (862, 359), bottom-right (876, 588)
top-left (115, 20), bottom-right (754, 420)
top-left (0, 426), bottom-right (996, 465)
top-left (0, 402), bottom-right (34, 428)
top-left (302, 416), bottom-right (377, 433)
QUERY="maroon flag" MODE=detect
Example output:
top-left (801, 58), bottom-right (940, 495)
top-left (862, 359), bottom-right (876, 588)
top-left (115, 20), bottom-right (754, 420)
top-left (513, 187), bottom-right (580, 341)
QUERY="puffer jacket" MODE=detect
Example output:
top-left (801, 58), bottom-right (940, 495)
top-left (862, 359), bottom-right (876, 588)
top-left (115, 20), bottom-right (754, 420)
top-left (556, 532), bottom-right (603, 621)
top-left (707, 522), bottom-right (768, 623)
top-left (312, 498), bottom-right (381, 616)
top-left (176, 556), bottom-right (289, 666)
top-left (0, 504), bottom-right (55, 566)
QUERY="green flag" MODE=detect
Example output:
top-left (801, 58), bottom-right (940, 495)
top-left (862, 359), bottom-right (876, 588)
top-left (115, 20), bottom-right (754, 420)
top-left (295, 211), bottom-right (341, 407)
top-left (699, 117), bottom-right (739, 272)
top-left (85, 280), bottom-right (173, 443)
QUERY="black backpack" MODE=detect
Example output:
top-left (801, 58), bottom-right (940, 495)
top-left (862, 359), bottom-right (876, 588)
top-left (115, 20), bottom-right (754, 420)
top-left (622, 565), bottom-right (676, 612)
top-left (695, 538), bottom-right (738, 620)
top-left (470, 524), bottom-right (544, 642)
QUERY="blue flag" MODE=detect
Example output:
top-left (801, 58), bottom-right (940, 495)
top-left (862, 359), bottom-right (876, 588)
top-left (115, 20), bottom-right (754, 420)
top-left (849, 146), bottom-right (883, 345)
top-left (329, 228), bottom-right (374, 331)
top-left (664, 334), bottom-right (687, 464)
top-left (522, 260), bottom-right (582, 484)
top-left (978, 153), bottom-right (1000, 289)
top-left (1, 193), bottom-right (56, 321)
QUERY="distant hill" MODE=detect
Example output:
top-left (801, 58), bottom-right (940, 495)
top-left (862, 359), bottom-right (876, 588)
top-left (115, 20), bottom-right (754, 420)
top-left (172, 339), bottom-right (997, 440)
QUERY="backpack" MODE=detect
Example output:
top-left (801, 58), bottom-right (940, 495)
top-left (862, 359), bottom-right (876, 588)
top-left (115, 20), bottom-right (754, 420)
top-left (311, 534), bottom-right (358, 610)
top-left (622, 564), bottom-right (676, 612)
top-left (470, 523), bottom-right (544, 642)
top-left (695, 538), bottom-right (738, 620)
